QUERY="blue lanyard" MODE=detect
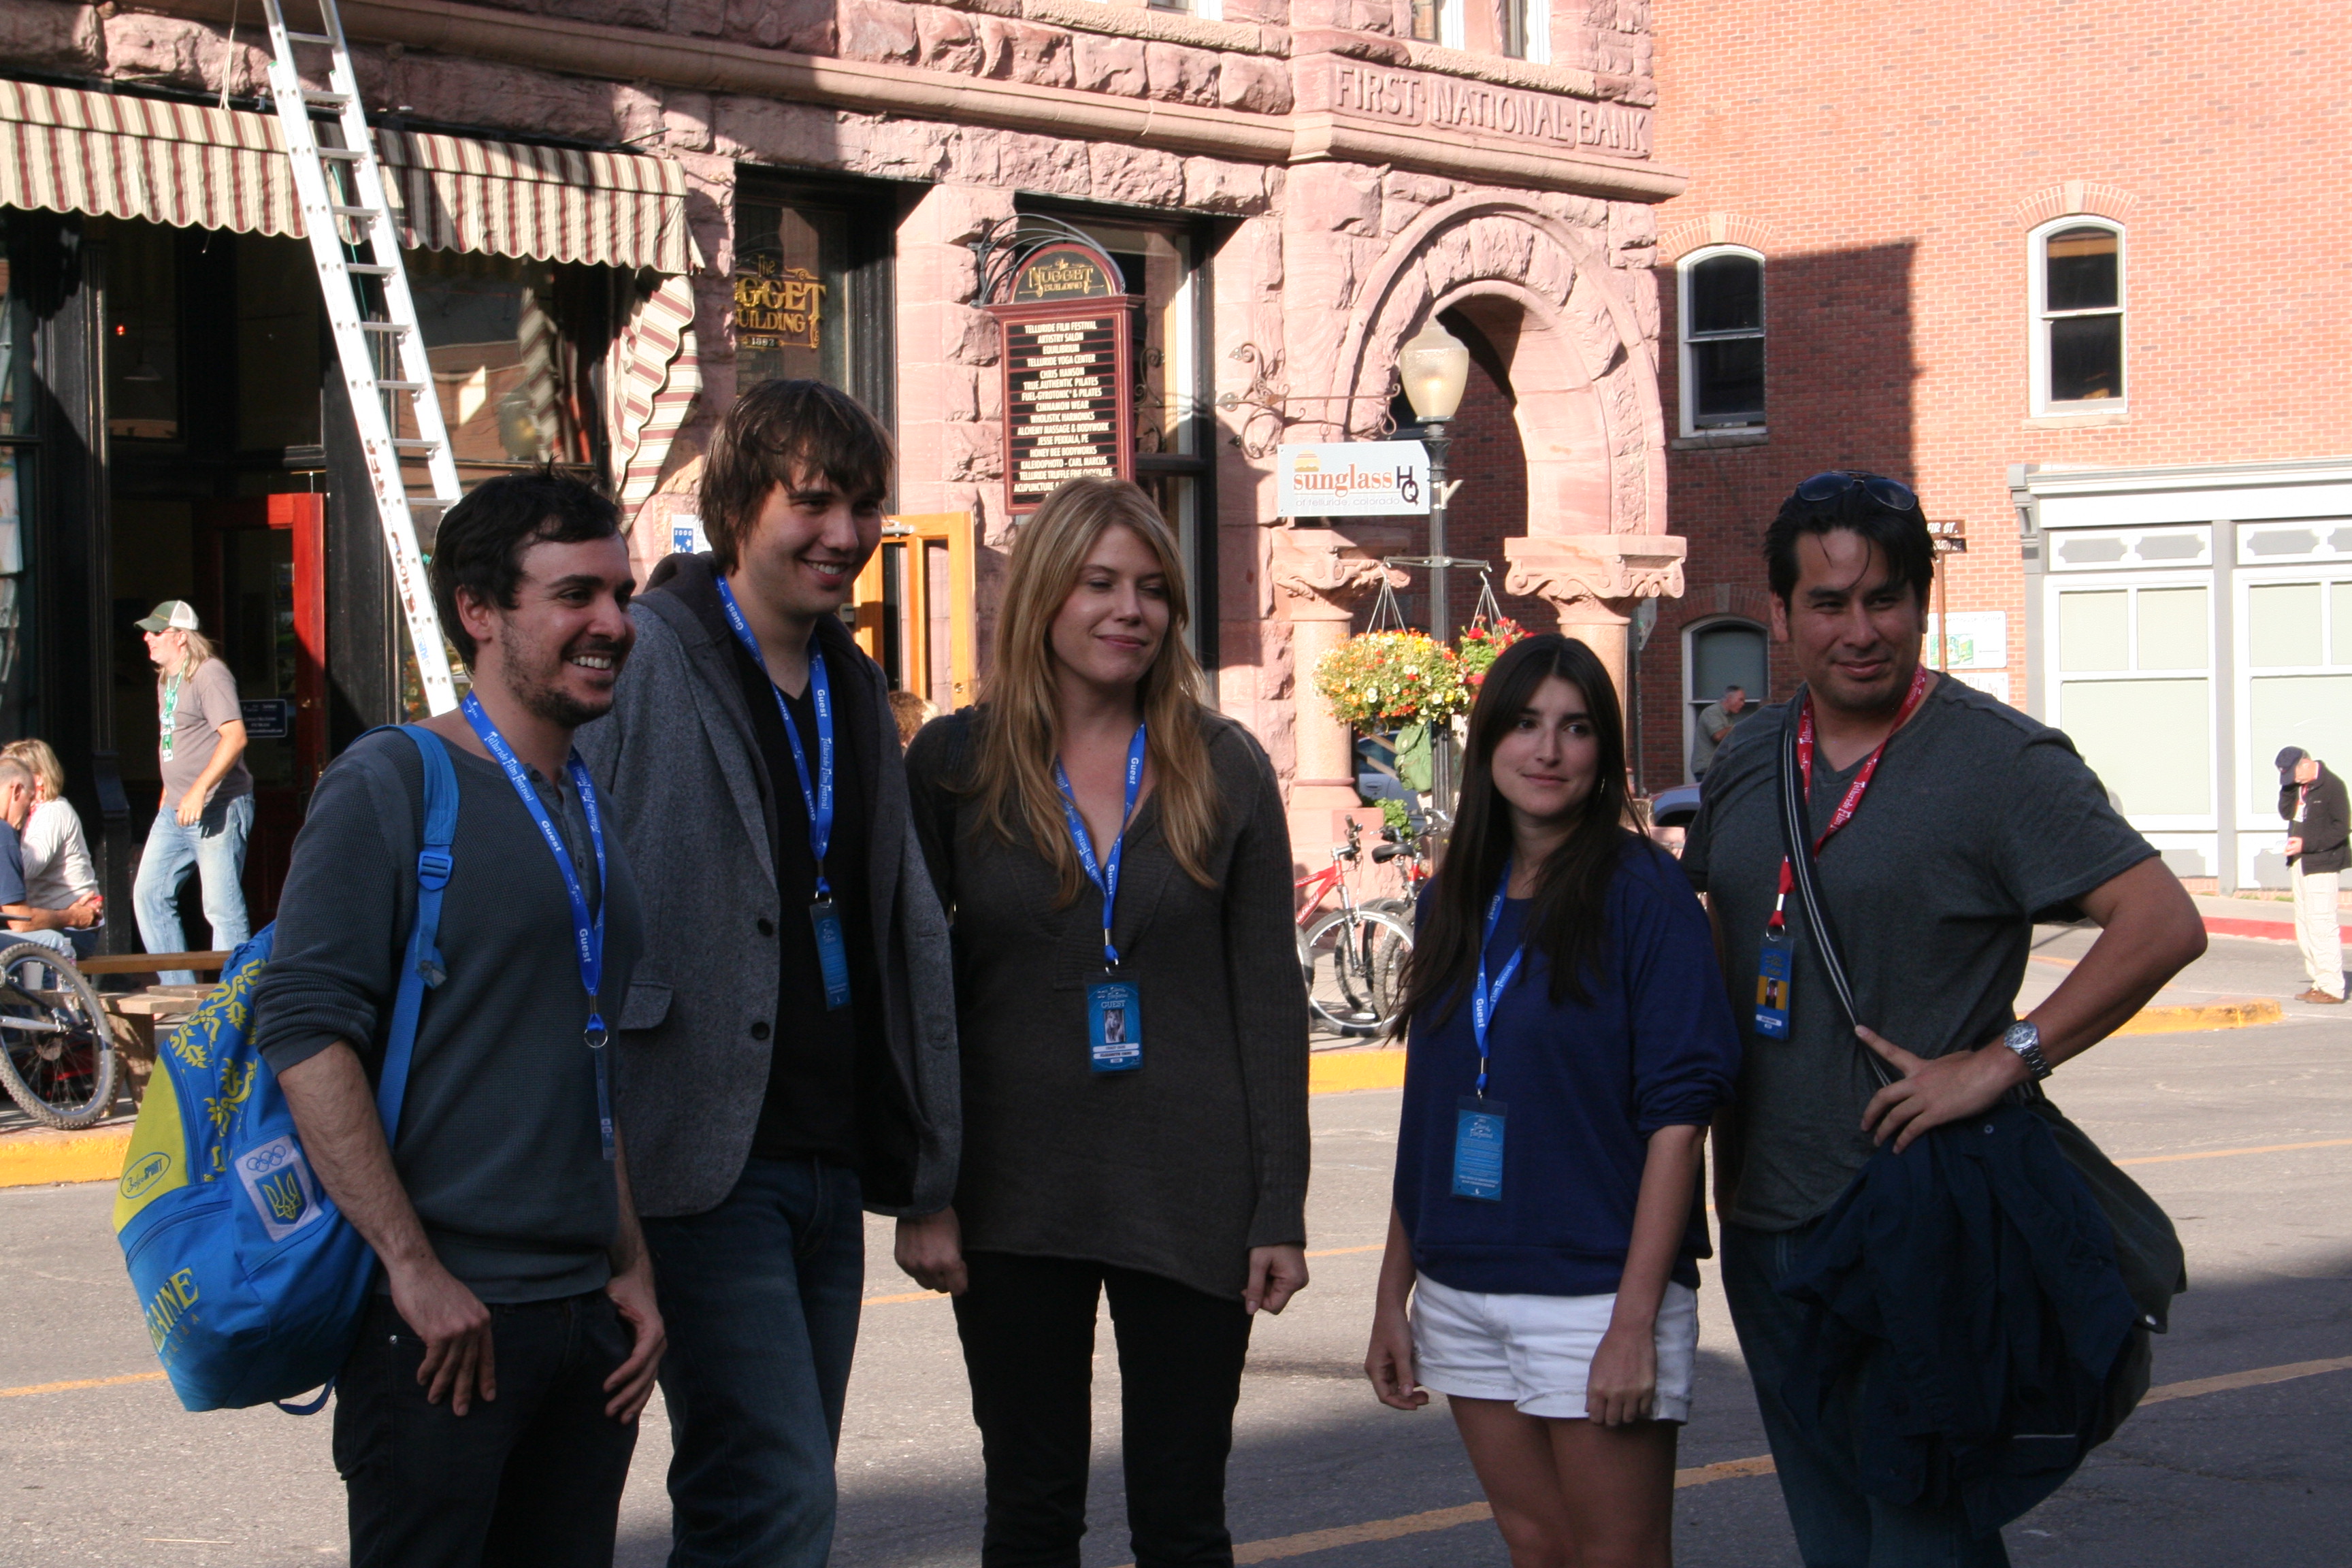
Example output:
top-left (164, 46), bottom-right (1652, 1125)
top-left (715, 577), bottom-right (836, 896)
top-left (459, 692), bottom-right (615, 1161)
top-left (1053, 723), bottom-right (1147, 969)
top-left (1471, 865), bottom-right (1528, 1099)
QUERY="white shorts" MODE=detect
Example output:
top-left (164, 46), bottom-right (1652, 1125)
top-left (1409, 1276), bottom-right (1700, 1422)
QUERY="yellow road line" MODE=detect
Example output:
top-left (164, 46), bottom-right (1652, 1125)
top-left (2140, 1354), bottom-right (2352, 1405)
top-left (1168, 1354), bottom-right (2352, 1567)
top-left (0, 1370), bottom-right (167, 1399)
top-left (2117, 1137), bottom-right (2352, 1167)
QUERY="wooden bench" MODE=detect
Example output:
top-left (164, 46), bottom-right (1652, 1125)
top-left (76, 953), bottom-right (231, 1107)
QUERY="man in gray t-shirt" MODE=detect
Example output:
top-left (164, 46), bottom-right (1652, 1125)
top-left (130, 602), bottom-right (255, 984)
top-left (1681, 473), bottom-right (2205, 1565)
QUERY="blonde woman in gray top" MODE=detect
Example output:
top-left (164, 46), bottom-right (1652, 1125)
top-left (1, 739), bottom-right (102, 958)
top-left (129, 601), bottom-right (252, 983)
top-left (901, 478), bottom-right (1311, 1568)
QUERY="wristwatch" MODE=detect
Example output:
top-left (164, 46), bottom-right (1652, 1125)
top-left (2002, 1020), bottom-right (2053, 1081)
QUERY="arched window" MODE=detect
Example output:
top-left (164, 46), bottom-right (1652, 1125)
top-left (1678, 246), bottom-right (1765, 435)
top-left (1686, 619), bottom-right (1768, 779)
top-left (2031, 219), bottom-right (2125, 411)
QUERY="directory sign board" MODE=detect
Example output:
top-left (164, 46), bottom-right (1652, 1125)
top-left (985, 240), bottom-right (1138, 515)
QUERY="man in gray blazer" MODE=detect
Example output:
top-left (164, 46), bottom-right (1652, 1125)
top-left (576, 380), bottom-right (958, 1567)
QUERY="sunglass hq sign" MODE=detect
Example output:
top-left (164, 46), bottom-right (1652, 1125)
top-left (1275, 442), bottom-right (1433, 517)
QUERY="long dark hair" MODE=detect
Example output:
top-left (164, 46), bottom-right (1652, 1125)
top-left (1392, 634), bottom-right (1637, 1032)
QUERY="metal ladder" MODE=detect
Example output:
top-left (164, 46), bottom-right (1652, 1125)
top-left (259, 0), bottom-right (459, 715)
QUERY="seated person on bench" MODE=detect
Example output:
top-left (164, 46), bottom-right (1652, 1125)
top-left (0, 757), bottom-right (103, 962)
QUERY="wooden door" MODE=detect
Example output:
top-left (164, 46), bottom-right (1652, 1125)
top-left (851, 512), bottom-right (976, 711)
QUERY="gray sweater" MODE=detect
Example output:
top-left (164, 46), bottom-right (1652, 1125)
top-left (905, 707), bottom-right (1311, 1299)
top-left (254, 730), bottom-right (644, 1303)
top-left (574, 553), bottom-right (962, 1218)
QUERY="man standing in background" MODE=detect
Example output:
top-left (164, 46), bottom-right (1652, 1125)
top-left (2276, 747), bottom-right (2347, 1004)
top-left (1692, 683), bottom-right (1750, 780)
top-left (129, 601), bottom-right (251, 983)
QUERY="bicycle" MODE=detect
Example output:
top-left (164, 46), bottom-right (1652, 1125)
top-left (1364, 821), bottom-right (1434, 919)
top-left (0, 941), bottom-right (118, 1130)
top-left (1294, 819), bottom-right (1414, 1037)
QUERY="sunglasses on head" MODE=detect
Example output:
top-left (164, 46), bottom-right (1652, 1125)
top-left (1793, 471), bottom-right (1918, 512)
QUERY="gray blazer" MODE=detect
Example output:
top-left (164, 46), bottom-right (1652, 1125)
top-left (574, 553), bottom-right (960, 1218)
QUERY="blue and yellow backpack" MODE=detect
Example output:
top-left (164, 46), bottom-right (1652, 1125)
top-left (112, 726), bottom-right (456, 1412)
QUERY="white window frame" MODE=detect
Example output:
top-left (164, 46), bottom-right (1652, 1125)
top-left (2029, 216), bottom-right (2127, 415)
top-left (2038, 570), bottom-right (2217, 832)
top-left (1676, 244), bottom-right (1765, 437)
top-left (1682, 615), bottom-right (1768, 781)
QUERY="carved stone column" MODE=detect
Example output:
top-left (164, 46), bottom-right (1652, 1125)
top-left (1271, 523), bottom-right (1412, 852)
top-left (1503, 534), bottom-right (1689, 700)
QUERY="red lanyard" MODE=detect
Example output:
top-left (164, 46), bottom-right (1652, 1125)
top-left (1769, 665), bottom-right (1933, 932)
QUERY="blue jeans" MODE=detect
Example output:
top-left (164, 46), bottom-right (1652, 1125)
top-left (1720, 1220), bottom-right (2012, 1568)
top-left (5, 924), bottom-right (101, 962)
top-left (132, 793), bottom-right (253, 984)
top-left (641, 1156), bottom-right (865, 1568)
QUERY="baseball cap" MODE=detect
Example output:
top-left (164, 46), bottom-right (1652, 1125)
top-left (2276, 746), bottom-right (2310, 777)
top-left (135, 601), bottom-right (201, 634)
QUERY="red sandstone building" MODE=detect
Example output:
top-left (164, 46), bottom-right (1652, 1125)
top-left (1639, 0), bottom-right (2351, 892)
top-left (0, 0), bottom-right (1690, 911)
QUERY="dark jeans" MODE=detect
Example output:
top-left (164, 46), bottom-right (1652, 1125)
top-left (953, 1251), bottom-right (1254, 1568)
top-left (333, 1290), bottom-right (638, 1568)
top-left (642, 1156), bottom-right (866, 1568)
top-left (1720, 1220), bottom-right (2012, 1568)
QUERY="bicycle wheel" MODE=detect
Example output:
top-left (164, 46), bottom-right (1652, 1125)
top-left (1302, 906), bottom-right (1415, 1036)
top-left (0, 943), bottom-right (120, 1130)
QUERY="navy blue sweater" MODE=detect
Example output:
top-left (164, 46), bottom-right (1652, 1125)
top-left (1395, 839), bottom-right (1741, 1296)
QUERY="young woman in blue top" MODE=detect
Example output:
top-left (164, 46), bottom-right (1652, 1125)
top-left (1364, 634), bottom-right (1741, 1568)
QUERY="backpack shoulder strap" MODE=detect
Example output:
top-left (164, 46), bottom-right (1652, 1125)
top-left (373, 725), bottom-right (459, 1139)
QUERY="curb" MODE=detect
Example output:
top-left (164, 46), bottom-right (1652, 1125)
top-left (1304, 994), bottom-right (2293, 1097)
top-left (2112, 998), bottom-right (2284, 1035)
top-left (2203, 915), bottom-right (2352, 945)
top-left (0, 1125), bottom-right (129, 1189)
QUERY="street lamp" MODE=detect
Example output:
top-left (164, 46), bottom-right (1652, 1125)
top-left (1398, 319), bottom-right (1471, 813)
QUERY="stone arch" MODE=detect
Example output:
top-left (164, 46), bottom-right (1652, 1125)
top-left (2013, 180), bottom-right (2140, 229)
top-left (1319, 194), bottom-right (1667, 542)
top-left (1657, 210), bottom-right (1781, 263)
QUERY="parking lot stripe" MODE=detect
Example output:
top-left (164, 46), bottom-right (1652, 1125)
top-left (0, 1371), bottom-right (167, 1399)
top-left (2117, 1137), bottom-right (2352, 1166)
top-left (1171, 1353), bottom-right (2352, 1566)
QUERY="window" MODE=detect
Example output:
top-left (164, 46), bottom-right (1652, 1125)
top-left (2047, 578), bottom-right (2211, 821)
top-left (1503, 0), bottom-right (1550, 61)
top-left (1684, 619), bottom-right (1767, 779)
top-left (1409, 0), bottom-right (1465, 47)
top-left (2032, 220), bottom-right (2124, 410)
top-left (1678, 246), bottom-right (1764, 434)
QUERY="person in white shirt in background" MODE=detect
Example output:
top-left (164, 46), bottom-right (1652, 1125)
top-left (0, 738), bottom-right (102, 959)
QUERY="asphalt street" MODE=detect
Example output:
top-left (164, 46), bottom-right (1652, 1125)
top-left (0, 930), bottom-right (2346, 1566)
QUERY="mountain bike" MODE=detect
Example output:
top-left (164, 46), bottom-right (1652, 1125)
top-left (1294, 819), bottom-right (1414, 1036)
top-left (0, 941), bottom-right (119, 1130)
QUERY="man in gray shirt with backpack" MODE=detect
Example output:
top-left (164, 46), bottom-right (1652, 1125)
top-left (257, 474), bottom-right (664, 1567)
top-left (1681, 472), bottom-right (2206, 1566)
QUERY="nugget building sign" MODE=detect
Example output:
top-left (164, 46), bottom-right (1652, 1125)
top-left (985, 240), bottom-right (1138, 514)
top-left (1275, 442), bottom-right (1433, 517)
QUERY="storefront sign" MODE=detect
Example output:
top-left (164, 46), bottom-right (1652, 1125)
top-left (1294, 57), bottom-right (1654, 159)
top-left (1275, 442), bottom-right (1432, 517)
top-left (1928, 610), bottom-right (2007, 671)
top-left (985, 238), bottom-right (1138, 514)
top-left (733, 256), bottom-right (826, 355)
top-left (240, 699), bottom-right (293, 740)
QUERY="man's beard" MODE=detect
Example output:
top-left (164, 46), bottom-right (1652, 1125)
top-left (494, 623), bottom-right (619, 730)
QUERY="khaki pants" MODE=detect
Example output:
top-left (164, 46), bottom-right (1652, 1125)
top-left (2291, 861), bottom-right (2345, 999)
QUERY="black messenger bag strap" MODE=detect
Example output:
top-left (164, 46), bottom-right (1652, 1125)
top-left (1774, 691), bottom-right (1897, 1090)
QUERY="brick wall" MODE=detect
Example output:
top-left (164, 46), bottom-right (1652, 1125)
top-left (1635, 0), bottom-right (2352, 789)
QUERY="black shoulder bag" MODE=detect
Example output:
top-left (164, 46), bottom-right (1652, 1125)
top-left (1774, 691), bottom-right (2186, 1339)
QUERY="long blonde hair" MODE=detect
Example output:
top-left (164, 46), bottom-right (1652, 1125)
top-left (969, 478), bottom-right (1219, 900)
top-left (1, 739), bottom-right (64, 801)
top-left (159, 627), bottom-right (216, 680)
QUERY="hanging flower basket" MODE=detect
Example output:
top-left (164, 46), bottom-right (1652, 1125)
top-left (1311, 632), bottom-right (1470, 728)
top-left (1456, 617), bottom-right (1529, 691)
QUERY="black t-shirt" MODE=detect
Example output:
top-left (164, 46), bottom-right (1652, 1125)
top-left (686, 578), bottom-right (882, 1166)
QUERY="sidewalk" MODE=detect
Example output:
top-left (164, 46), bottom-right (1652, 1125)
top-left (2193, 891), bottom-right (2352, 946)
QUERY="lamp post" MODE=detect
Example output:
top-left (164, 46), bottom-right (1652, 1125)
top-left (1397, 320), bottom-right (1472, 813)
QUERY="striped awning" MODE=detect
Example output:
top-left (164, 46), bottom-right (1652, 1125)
top-left (0, 78), bottom-right (694, 274)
